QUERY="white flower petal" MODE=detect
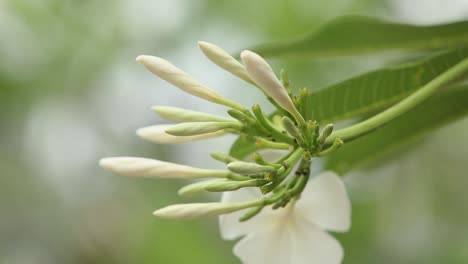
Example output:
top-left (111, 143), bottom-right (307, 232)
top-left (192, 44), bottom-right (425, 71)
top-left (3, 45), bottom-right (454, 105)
top-left (296, 172), bottom-right (351, 232)
top-left (219, 187), bottom-right (274, 240)
top-left (290, 220), bottom-right (344, 264)
top-left (233, 210), bottom-right (344, 264)
top-left (137, 124), bottom-right (225, 144)
top-left (233, 225), bottom-right (293, 264)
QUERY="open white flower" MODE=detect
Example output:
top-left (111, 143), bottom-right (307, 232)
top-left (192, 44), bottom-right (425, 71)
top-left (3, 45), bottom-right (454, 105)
top-left (219, 172), bottom-right (351, 264)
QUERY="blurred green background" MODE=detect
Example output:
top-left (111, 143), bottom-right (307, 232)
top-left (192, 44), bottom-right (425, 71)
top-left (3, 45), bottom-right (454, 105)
top-left (1, 0), bottom-right (468, 263)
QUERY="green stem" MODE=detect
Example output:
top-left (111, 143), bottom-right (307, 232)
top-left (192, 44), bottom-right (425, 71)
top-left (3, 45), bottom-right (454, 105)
top-left (325, 57), bottom-right (468, 145)
top-left (255, 137), bottom-right (291, 150)
top-left (282, 147), bottom-right (303, 165)
top-left (252, 105), bottom-right (295, 144)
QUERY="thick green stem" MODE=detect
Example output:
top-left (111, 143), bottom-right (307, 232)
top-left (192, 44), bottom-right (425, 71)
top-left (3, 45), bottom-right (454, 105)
top-left (325, 57), bottom-right (468, 145)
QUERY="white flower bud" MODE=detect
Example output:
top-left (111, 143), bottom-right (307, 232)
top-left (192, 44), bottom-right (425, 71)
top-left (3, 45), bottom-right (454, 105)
top-left (165, 121), bottom-right (242, 136)
top-left (153, 106), bottom-right (233, 122)
top-left (136, 55), bottom-right (244, 110)
top-left (198, 41), bottom-right (252, 84)
top-left (153, 200), bottom-right (259, 220)
top-left (178, 179), bottom-right (226, 196)
top-left (99, 157), bottom-right (228, 178)
top-left (227, 161), bottom-right (275, 174)
top-left (137, 124), bottom-right (226, 144)
top-left (240, 50), bottom-right (304, 124)
top-left (204, 179), bottom-right (258, 192)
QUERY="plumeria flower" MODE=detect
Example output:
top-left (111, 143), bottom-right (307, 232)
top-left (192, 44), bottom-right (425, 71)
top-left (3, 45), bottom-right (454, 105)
top-left (137, 124), bottom-right (227, 144)
top-left (220, 172), bottom-right (351, 264)
top-left (99, 157), bottom-right (229, 178)
top-left (100, 41), bottom-right (352, 264)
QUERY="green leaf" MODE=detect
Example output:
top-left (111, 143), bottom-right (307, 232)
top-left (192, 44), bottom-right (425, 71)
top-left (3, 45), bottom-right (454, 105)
top-left (230, 49), bottom-right (468, 159)
top-left (324, 84), bottom-right (468, 175)
top-left (229, 134), bottom-right (260, 159)
top-left (250, 16), bottom-right (468, 58)
top-left (302, 48), bottom-right (468, 124)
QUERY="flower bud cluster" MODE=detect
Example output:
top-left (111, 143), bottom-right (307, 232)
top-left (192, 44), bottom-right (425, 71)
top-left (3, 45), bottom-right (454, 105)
top-left (100, 42), bottom-right (344, 221)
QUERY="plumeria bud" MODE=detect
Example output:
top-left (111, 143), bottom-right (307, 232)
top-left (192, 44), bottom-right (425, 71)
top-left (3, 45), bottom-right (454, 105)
top-left (282, 116), bottom-right (305, 144)
top-left (252, 153), bottom-right (281, 169)
top-left (204, 179), bottom-right (260, 192)
top-left (165, 121), bottom-right (242, 136)
top-left (317, 138), bottom-right (344, 157)
top-left (211, 152), bottom-right (239, 164)
top-left (153, 106), bottom-right (233, 122)
top-left (178, 179), bottom-right (226, 196)
top-left (153, 200), bottom-right (260, 220)
top-left (317, 124), bottom-right (334, 144)
top-left (227, 161), bottom-right (275, 175)
top-left (255, 137), bottom-right (291, 150)
top-left (137, 124), bottom-right (226, 144)
top-left (304, 119), bottom-right (317, 138)
top-left (99, 157), bottom-right (228, 178)
top-left (239, 205), bottom-right (264, 222)
top-left (198, 41), bottom-right (252, 84)
top-left (136, 55), bottom-right (244, 110)
top-left (227, 109), bottom-right (256, 125)
top-left (240, 50), bottom-right (305, 125)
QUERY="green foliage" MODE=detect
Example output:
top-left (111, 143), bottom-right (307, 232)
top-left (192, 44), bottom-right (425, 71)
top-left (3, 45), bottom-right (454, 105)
top-left (302, 48), bottom-right (468, 123)
top-left (230, 49), bottom-right (468, 160)
top-left (231, 16), bottom-right (468, 166)
top-left (324, 84), bottom-right (468, 174)
top-left (249, 16), bottom-right (468, 58)
top-left (229, 134), bottom-right (261, 159)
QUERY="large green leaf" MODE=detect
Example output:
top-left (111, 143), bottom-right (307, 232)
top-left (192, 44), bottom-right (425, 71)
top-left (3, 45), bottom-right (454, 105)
top-left (250, 16), bottom-right (468, 58)
top-left (302, 48), bottom-right (468, 124)
top-left (230, 49), bottom-right (468, 159)
top-left (324, 84), bottom-right (468, 175)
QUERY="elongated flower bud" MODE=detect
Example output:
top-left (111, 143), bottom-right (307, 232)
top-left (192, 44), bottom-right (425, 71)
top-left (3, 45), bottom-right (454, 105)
top-left (165, 121), bottom-right (242, 136)
top-left (99, 157), bottom-right (228, 178)
top-left (153, 200), bottom-right (259, 220)
top-left (227, 161), bottom-right (275, 175)
top-left (239, 205), bottom-right (264, 222)
top-left (198, 41), bottom-right (252, 84)
top-left (240, 50), bottom-right (303, 124)
top-left (282, 116), bottom-right (303, 141)
top-left (178, 179), bottom-right (226, 196)
top-left (317, 124), bottom-right (334, 144)
top-left (227, 109), bottom-right (256, 125)
top-left (282, 116), bottom-right (306, 146)
top-left (210, 152), bottom-right (239, 164)
top-left (153, 106), bottom-right (233, 122)
top-left (204, 179), bottom-right (259, 192)
top-left (136, 55), bottom-right (244, 110)
top-left (137, 124), bottom-right (226, 144)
